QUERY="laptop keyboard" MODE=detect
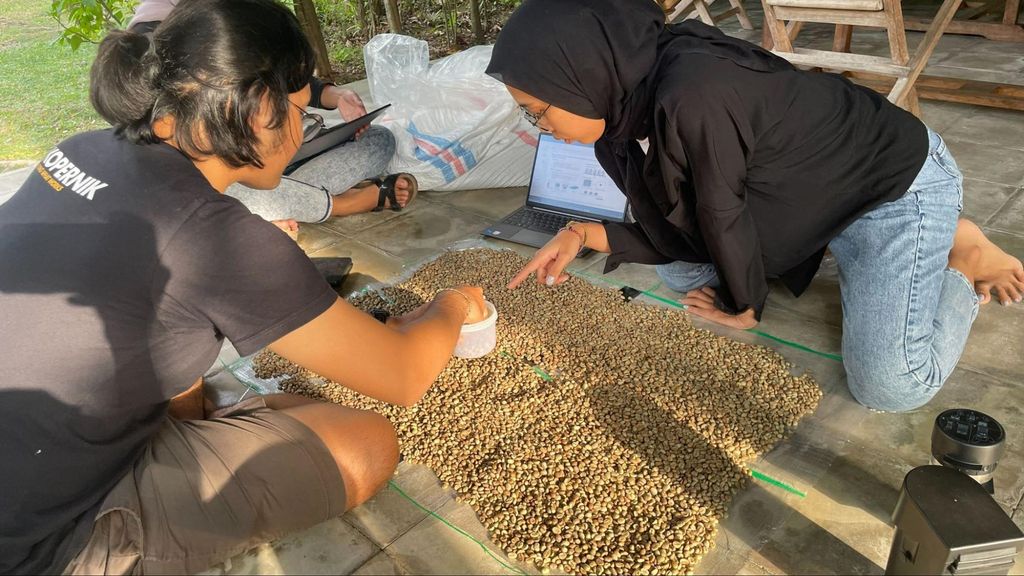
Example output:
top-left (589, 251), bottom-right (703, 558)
top-left (502, 209), bottom-right (573, 233)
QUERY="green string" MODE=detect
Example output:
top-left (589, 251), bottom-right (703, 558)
top-left (749, 469), bottom-right (807, 498)
top-left (500, 350), bottom-right (554, 382)
top-left (571, 270), bottom-right (843, 362)
top-left (531, 366), bottom-right (554, 381)
top-left (387, 480), bottom-right (527, 575)
top-left (749, 330), bottom-right (844, 362)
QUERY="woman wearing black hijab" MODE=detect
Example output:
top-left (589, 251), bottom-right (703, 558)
top-left (489, 0), bottom-right (1023, 412)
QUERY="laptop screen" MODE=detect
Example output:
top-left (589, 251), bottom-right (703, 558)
top-left (527, 134), bottom-right (628, 221)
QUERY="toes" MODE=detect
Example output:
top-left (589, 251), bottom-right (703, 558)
top-left (395, 178), bottom-right (414, 207)
top-left (1005, 283), bottom-right (1023, 304)
top-left (1011, 276), bottom-right (1024, 299)
top-left (995, 286), bottom-right (1012, 306)
top-left (976, 282), bottom-right (992, 304)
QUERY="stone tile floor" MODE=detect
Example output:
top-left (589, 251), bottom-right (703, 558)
top-left (2, 5), bottom-right (1023, 574)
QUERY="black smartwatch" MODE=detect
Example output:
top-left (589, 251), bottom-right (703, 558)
top-left (369, 308), bottom-right (391, 324)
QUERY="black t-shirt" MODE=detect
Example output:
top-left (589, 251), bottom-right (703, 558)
top-left (0, 130), bottom-right (337, 574)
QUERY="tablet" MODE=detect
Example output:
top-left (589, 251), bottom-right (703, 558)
top-left (289, 104), bottom-right (391, 166)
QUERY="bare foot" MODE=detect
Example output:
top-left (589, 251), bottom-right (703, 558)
top-left (949, 219), bottom-right (1024, 305)
top-left (331, 177), bottom-right (412, 217)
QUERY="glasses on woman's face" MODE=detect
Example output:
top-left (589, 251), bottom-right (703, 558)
top-left (520, 103), bottom-right (552, 132)
top-left (290, 101), bottom-right (325, 143)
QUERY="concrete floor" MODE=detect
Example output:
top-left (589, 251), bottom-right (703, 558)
top-left (2, 4), bottom-right (1023, 574)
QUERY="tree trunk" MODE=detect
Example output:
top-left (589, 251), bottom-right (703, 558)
top-left (355, 0), bottom-right (367, 34)
top-left (384, 0), bottom-right (402, 33)
top-left (469, 0), bottom-right (483, 44)
top-left (441, 0), bottom-right (458, 50)
top-left (368, 0), bottom-right (381, 35)
top-left (294, 0), bottom-right (334, 82)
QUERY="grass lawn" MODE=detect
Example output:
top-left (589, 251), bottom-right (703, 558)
top-left (0, 0), bottom-right (107, 167)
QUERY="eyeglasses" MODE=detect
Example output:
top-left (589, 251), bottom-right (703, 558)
top-left (290, 101), bottom-right (325, 143)
top-left (520, 103), bottom-right (552, 132)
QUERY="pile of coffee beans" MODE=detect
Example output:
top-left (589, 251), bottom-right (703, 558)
top-left (253, 248), bottom-right (821, 574)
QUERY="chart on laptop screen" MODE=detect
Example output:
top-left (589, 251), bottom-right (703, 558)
top-left (529, 135), bottom-right (626, 220)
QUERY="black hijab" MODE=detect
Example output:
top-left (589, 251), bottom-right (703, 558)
top-left (486, 0), bottom-right (789, 141)
top-left (486, 0), bottom-right (662, 140)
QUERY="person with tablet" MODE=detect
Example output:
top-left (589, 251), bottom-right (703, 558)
top-left (128, 0), bottom-right (418, 228)
top-left (0, 1), bottom-right (483, 573)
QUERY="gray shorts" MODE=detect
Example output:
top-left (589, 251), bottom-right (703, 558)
top-left (63, 399), bottom-right (346, 575)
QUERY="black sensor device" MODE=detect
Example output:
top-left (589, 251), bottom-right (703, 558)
top-left (619, 286), bottom-right (642, 302)
top-left (932, 409), bottom-right (1006, 494)
top-left (885, 466), bottom-right (1024, 575)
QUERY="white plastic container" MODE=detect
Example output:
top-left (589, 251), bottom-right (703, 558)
top-left (453, 301), bottom-right (498, 359)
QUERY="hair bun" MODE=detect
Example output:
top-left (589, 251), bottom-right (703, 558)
top-left (89, 29), bottom-right (161, 141)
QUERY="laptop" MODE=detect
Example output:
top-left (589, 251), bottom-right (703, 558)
top-left (482, 133), bottom-right (628, 249)
top-left (288, 104), bottom-right (391, 168)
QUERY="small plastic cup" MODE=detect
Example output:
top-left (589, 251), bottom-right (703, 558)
top-left (453, 301), bottom-right (498, 359)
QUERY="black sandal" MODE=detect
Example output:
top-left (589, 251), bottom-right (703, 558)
top-left (371, 173), bottom-right (419, 212)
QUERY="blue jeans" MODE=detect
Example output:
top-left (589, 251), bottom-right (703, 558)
top-left (657, 129), bottom-right (979, 412)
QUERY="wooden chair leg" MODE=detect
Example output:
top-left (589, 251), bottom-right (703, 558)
top-left (892, 0), bottom-right (962, 107)
top-left (883, 0), bottom-right (911, 66)
top-left (833, 24), bottom-right (853, 53)
top-left (693, 0), bottom-right (716, 26)
top-left (906, 87), bottom-right (922, 117)
top-left (666, 0), bottom-right (696, 23)
top-left (729, 0), bottom-right (755, 29)
top-left (762, 1), bottom-right (795, 52)
top-left (1004, 0), bottom-right (1021, 24)
top-left (788, 22), bottom-right (804, 43)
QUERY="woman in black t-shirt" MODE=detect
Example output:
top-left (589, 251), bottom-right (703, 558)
top-left (0, 1), bottom-right (485, 573)
top-left (492, 0), bottom-right (1023, 413)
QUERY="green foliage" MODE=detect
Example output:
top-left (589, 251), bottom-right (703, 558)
top-left (49, 0), bottom-right (139, 50)
top-left (315, 0), bottom-right (364, 38)
top-left (330, 43), bottom-right (363, 66)
top-left (1, 0), bottom-right (106, 161)
top-left (306, 0), bottom-right (522, 82)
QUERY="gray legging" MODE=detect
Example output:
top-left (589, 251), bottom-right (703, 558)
top-left (225, 125), bottom-right (396, 223)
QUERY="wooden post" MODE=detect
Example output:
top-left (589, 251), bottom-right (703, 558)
top-left (294, 0), bottom-right (334, 82)
top-left (384, 0), bottom-right (402, 33)
top-left (1005, 0), bottom-right (1021, 24)
top-left (469, 0), bottom-right (484, 44)
top-left (833, 24), bottom-right (853, 52)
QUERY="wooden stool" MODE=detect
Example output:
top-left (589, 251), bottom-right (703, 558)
top-left (661, 0), bottom-right (755, 29)
top-left (760, 0), bottom-right (964, 116)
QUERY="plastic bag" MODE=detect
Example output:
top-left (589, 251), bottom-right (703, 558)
top-left (363, 35), bottom-right (538, 191)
